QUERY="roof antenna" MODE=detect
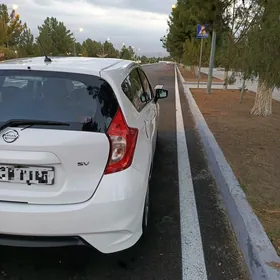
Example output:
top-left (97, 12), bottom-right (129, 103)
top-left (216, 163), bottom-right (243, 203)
top-left (37, 39), bottom-right (52, 63)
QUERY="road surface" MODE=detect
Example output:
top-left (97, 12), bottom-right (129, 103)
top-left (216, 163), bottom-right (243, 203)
top-left (0, 63), bottom-right (248, 280)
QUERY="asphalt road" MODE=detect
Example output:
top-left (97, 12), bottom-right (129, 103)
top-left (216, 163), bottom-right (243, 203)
top-left (0, 63), bottom-right (247, 280)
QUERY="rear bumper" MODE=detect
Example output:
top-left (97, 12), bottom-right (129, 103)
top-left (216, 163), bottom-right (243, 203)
top-left (0, 167), bottom-right (148, 253)
top-left (0, 234), bottom-right (86, 247)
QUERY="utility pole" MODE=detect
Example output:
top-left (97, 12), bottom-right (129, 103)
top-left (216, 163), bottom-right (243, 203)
top-left (206, 30), bottom-right (216, 94)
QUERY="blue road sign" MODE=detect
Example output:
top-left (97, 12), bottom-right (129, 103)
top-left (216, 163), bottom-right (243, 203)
top-left (196, 24), bottom-right (209, 39)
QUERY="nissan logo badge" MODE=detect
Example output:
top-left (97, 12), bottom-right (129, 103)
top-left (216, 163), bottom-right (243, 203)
top-left (2, 130), bottom-right (19, 143)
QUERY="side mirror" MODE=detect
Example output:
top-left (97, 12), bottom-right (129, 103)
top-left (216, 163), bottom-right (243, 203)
top-left (140, 93), bottom-right (149, 103)
top-left (156, 88), bottom-right (168, 99)
top-left (154, 85), bottom-right (168, 102)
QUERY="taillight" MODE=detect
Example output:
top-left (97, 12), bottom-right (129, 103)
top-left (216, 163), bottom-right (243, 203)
top-left (104, 108), bottom-right (138, 174)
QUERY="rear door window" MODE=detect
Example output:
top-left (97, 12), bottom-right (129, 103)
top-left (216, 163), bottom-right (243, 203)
top-left (0, 70), bottom-right (119, 133)
top-left (121, 68), bottom-right (147, 112)
top-left (137, 68), bottom-right (154, 101)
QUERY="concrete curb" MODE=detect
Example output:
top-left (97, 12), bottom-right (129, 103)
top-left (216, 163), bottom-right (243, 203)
top-left (187, 84), bottom-right (241, 90)
top-left (176, 67), bottom-right (280, 280)
top-left (185, 82), bottom-right (224, 86)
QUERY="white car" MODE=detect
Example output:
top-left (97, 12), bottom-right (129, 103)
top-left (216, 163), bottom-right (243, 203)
top-left (0, 56), bottom-right (168, 253)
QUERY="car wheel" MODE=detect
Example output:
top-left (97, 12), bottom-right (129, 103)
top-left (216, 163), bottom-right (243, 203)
top-left (142, 185), bottom-right (150, 235)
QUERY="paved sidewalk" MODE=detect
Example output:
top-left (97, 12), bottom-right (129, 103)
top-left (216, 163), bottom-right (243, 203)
top-left (200, 67), bottom-right (280, 102)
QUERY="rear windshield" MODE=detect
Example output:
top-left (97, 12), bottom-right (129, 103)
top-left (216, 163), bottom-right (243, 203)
top-left (0, 70), bottom-right (119, 133)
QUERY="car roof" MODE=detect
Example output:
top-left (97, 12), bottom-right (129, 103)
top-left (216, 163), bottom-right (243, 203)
top-left (0, 56), bottom-right (137, 77)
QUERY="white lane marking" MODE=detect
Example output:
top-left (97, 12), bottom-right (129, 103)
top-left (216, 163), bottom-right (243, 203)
top-left (175, 67), bottom-right (208, 280)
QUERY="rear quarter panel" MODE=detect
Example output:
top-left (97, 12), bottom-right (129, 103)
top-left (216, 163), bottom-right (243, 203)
top-left (100, 68), bottom-right (152, 179)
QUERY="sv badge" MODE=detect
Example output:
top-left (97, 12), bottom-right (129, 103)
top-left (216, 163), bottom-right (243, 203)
top-left (77, 162), bottom-right (90, 166)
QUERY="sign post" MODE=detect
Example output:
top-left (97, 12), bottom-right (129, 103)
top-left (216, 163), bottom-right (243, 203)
top-left (197, 38), bottom-right (204, 88)
top-left (196, 24), bottom-right (209, 89)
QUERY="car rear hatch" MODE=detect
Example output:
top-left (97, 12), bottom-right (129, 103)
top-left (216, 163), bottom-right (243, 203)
top-left (0, 69), bottom-right (119, 205)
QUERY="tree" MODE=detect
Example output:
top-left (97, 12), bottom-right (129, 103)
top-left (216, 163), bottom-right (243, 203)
top-left (223, 0), bottom-right (280, 115)
top-left (149, 57), bottom-right (158, 63)
top-left (247, 0), bottom-right (280, 116)
top-left (183, 37), bottom-right (211, 67)
top-left (162, 0), bottom-right (230, 65)
top-left (0, 9), bottom-right (140, 63)
top-left (17, 28), bottom-right (38, 57)
top-left (0, 5), bottom-right (9, 46)
top-left (160, 3), bottom-right (185, 61)
top-left (140, 55), bottom-right (149, 63)
top-left (103, 41), bottom-right (119, 58)
top-left (165, 0), bottom-right (279, 116)
top-left (120, 45), bottom-right (135, 60)
top-left (127, 46), bottom-right (135, 59)
top-left (74, 42), bottom-right (84, 56)
top-left (81, 47), bottom-right (88, 57)
top-left (0, 46), bottom-right (17, 59)
top-left (214, 0), bottom-right (258, 89)
top-left (82, 39), bottom-right (102, 57)
top-left (37, 17), bottom-right (74, 56)
top-left (0, 4), bottom-right (27, 50)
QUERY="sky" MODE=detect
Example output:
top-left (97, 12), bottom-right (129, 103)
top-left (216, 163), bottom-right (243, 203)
top-left (6, 0), bottom-right (174, 56)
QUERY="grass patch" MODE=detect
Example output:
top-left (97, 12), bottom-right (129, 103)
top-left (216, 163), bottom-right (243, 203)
top-left (191, 88), bottom-right (280, 256)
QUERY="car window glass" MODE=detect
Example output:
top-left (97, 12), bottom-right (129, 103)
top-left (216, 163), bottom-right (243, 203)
top-left (138, 69), bottom-right (153, 100)
top-left (0, 70), bottom-right (119, 133)
top-left (122, 68), bottom-right (145, 111)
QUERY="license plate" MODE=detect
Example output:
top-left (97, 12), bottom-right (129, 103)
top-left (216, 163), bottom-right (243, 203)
top-left (0, 165), bottom-right (55, 185)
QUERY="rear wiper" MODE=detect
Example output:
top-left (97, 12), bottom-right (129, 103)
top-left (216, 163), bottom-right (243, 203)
top-left (0, 119), bottom-right (70, 132)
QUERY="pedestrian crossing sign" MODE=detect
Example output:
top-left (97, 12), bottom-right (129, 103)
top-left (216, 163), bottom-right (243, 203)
top-left (196, 24), bottom-right (209, 39)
